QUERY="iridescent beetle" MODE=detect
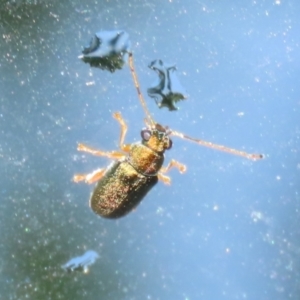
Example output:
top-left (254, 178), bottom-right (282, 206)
top-left (74, 53), bottom-right (263, 219)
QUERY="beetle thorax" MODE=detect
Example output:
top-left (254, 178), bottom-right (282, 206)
top-left (127, 143), bottom-right (164, 176)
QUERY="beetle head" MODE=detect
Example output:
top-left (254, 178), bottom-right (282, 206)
top-left (141, 123), bottom-right (172, 153)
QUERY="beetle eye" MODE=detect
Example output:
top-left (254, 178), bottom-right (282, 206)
top-left (165, 138), bottom-right (173, 150)
top-left (141, 129), bottom-right (151, 141)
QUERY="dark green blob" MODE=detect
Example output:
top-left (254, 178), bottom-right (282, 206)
top-left (80, 30), bottom-right (131, 72)
top-left (147, 59), bottom-right (187, 111)
top-left (81, 55), bottom-right (126, 72)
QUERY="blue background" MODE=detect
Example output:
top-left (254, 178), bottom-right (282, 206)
top-left (0, 0), bottom-right (299, 299)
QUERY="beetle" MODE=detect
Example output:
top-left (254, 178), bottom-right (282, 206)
top-left (74, 53), bottom-right (263, 218)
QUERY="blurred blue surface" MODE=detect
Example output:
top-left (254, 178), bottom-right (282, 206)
top-left (0, 0), bottom-right (299, 299)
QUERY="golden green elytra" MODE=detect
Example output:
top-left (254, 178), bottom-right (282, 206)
top-left (74, 53), bottom-right (263, 218)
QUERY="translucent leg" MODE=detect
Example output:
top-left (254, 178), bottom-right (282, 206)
top-left (158, 159), bottom-right (187, 185)
top-left (112, 112), bottom-right (131, 153)
top-left (77, 143), bottom-right (125, 160)
top-left (160, 159), bottom-right (187, 174)
top-left (158, 173), bottom-right (171, 185)
top-left (74, 167), bottom-right (107, 184)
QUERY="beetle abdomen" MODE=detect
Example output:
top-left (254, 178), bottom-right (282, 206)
top-left (90, 161), bottom-right (158, 218)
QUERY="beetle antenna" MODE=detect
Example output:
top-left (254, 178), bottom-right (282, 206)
top-left (171, 130), bottom-right (263, 161)
top-left (128, 53), bottom-right (155, 126)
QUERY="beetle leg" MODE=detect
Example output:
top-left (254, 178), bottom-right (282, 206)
top-left (113, 112), bottom-right (130, 153)
top-left (158, 160), bottom-right (187, 185)
top-left (160, 159), bottom-right (187, 174)
top-left (77, 143), bottom-right (125, 160)
top-left (74, 167), bottom-right (107, 184)
top-left (158, 173), bottom-right (171, 185)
